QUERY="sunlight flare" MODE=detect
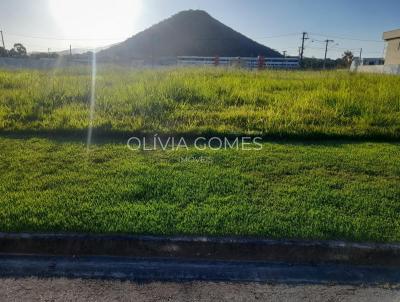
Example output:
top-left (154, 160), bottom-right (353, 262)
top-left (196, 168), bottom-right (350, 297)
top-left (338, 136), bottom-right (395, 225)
top-left (50, 0), bottom-right (142, 44)
top-left (87, 50), bottom-right (97, 150)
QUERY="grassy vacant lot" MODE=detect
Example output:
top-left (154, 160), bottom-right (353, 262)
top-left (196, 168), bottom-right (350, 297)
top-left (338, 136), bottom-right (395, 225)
top-left (0, 67), bottom-right (399, 242)
top-left (0, 67), bottom-right (399, 139)
top-left (0, 137), bottom-right (399, 242)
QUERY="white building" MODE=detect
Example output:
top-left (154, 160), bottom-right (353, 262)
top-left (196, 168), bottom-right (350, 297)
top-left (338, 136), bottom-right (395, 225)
top-left (177, 56), bottom-right (300, 69)
top-left (383, 29), bottom-right (400, 65)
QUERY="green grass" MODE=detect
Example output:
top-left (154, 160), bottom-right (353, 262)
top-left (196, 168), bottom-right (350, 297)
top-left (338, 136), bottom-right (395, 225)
top-left (0, 67), bottom-right (399, 139)
top-left (1, 137), bottom-right (399, 242)
top-left (1, 67), bottom-right (399, 242)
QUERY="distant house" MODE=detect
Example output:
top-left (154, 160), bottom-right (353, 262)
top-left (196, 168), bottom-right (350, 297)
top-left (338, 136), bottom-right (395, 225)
top-left (383, 29), bottom-right (400, 65)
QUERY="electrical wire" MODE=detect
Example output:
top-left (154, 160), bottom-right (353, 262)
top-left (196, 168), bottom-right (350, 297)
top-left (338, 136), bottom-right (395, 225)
top-left (3, 30), bottom-right (386, 57)
top-left (309, 32), bottom-right (384, 43)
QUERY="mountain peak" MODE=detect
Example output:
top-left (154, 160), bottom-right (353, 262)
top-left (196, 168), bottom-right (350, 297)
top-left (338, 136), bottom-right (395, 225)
top-left (175, 9), bottom-right (211, 16)
top-left (99, 10), bottom-right (282, 61)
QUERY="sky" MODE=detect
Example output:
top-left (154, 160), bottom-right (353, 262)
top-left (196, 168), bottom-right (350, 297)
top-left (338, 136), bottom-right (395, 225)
top-left (0, 0), bottom-right (399, 58)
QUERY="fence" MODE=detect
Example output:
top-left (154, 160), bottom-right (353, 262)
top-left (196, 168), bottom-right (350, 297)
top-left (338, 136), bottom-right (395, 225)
top-left (0, 57), bottom-right (88, 69)
top-left (350, 59), bottom-right (400, 75)
top-left (177, 56), bottom-right (300, 69)
top-left (0, 56), bottom-right (301, 70)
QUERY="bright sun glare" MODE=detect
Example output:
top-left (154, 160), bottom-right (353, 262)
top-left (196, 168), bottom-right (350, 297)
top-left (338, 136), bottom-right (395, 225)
top-left (50, 0), bottom-right (142, 45)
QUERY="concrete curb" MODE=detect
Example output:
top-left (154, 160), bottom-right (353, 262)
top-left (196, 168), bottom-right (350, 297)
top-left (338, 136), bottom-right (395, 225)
top-left (2, 255), bottom-right (400, 284)
top-left (1, 233), bottom-right (400, 267)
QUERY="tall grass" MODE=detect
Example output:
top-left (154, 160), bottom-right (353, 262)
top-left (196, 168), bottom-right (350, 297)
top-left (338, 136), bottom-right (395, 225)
top-left (0, 67), bottom-right (399, 139)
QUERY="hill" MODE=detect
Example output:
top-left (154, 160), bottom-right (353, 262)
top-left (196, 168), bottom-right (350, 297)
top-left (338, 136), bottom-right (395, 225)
top-left (98, 10), bottom-right (282, 61)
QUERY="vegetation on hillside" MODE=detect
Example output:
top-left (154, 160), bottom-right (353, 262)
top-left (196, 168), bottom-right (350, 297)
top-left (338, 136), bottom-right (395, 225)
top-left (98, 10), bottom-right (281, 61)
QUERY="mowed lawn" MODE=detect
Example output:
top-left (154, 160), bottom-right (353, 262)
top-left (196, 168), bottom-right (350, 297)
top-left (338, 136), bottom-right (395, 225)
top-left (0, 137), bottom-right (399, 242)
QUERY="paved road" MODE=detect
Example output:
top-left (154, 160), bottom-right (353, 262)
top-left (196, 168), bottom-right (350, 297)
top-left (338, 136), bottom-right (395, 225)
top-left (0, 278), bottom-right (400, 302)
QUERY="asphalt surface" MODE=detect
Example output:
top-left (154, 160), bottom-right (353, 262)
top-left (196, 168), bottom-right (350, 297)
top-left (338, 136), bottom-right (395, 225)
top-left (1, 278), bottom-right (400, 301)
top-left (2, 255), bottom-right (400, 284)
top-left (1, 254), bottom-right (400, 301)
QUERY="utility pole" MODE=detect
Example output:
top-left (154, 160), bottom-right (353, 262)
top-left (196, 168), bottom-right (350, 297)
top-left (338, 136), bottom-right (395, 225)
top-left (69, 44), bottom-right (72, 57)
top-left (323, 39), bottom-right (334, 70)
top-left (283, 51), bottom-right (287, 68)
top-left (0, 30), bottom-right (5, 49)
top-left (300, 32), bottom-right (309, 63)
top-left (359, 48), bottom-right (362, 61)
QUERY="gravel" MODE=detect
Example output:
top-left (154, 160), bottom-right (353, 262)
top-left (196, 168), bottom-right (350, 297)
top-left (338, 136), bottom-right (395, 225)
top-left (1, 278), bottom-right (400, 302)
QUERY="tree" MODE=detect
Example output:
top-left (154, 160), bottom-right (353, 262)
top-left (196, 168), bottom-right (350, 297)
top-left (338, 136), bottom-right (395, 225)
top-left (301, 57), bottom-right (338, 69)
top-left (342, 50), bottom-right (354, 67)
top-left (0, 47), bottom-right (8, 57)
top-left (9, 43), bottom-right (27, 57)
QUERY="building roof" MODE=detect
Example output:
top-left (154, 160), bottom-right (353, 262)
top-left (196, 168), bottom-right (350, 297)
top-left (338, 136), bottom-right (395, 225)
top-left (383, 29), bottom-right (400, 41)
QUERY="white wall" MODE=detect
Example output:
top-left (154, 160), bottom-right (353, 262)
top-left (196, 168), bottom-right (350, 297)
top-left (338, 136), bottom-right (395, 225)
top-left (351, 63), bottom-right (400, 75)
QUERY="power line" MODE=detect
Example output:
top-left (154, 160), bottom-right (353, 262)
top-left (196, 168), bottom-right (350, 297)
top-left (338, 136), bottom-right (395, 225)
top-left (307, 46), bottom-right (382, 54)
top-left (256, 33), bottom-right (301, 39)
top-left (330, 46), bottom-right (360, 51)
top-left (7, 32), bottom-right (303, 42)
top-left (306, 34), bottom-right (384, 58)
top-left (4, 30), bottom-right (386, 59)
top-left (309, 32), bottom-right (384, 43)
top-left (7, 32), bottom-right (126, 41)
top-left (8, 30), bottom-right (384, 43)
top-left (6, 30), bottom-right (385, 46)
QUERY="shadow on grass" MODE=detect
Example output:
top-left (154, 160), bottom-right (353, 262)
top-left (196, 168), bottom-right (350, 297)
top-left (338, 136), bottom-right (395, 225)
top-left (0, 128), bottom-right (399, 146)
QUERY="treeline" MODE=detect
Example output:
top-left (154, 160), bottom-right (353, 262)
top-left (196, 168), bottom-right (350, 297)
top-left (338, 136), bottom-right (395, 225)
top-left (0, 43), bottom-right (60, 59)
top-left (302, 58), bottom-right (350, 69)
top-left (301, 51), bottom-right (355, 69)
top-left (0, 43), bottom-right (27, 57)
